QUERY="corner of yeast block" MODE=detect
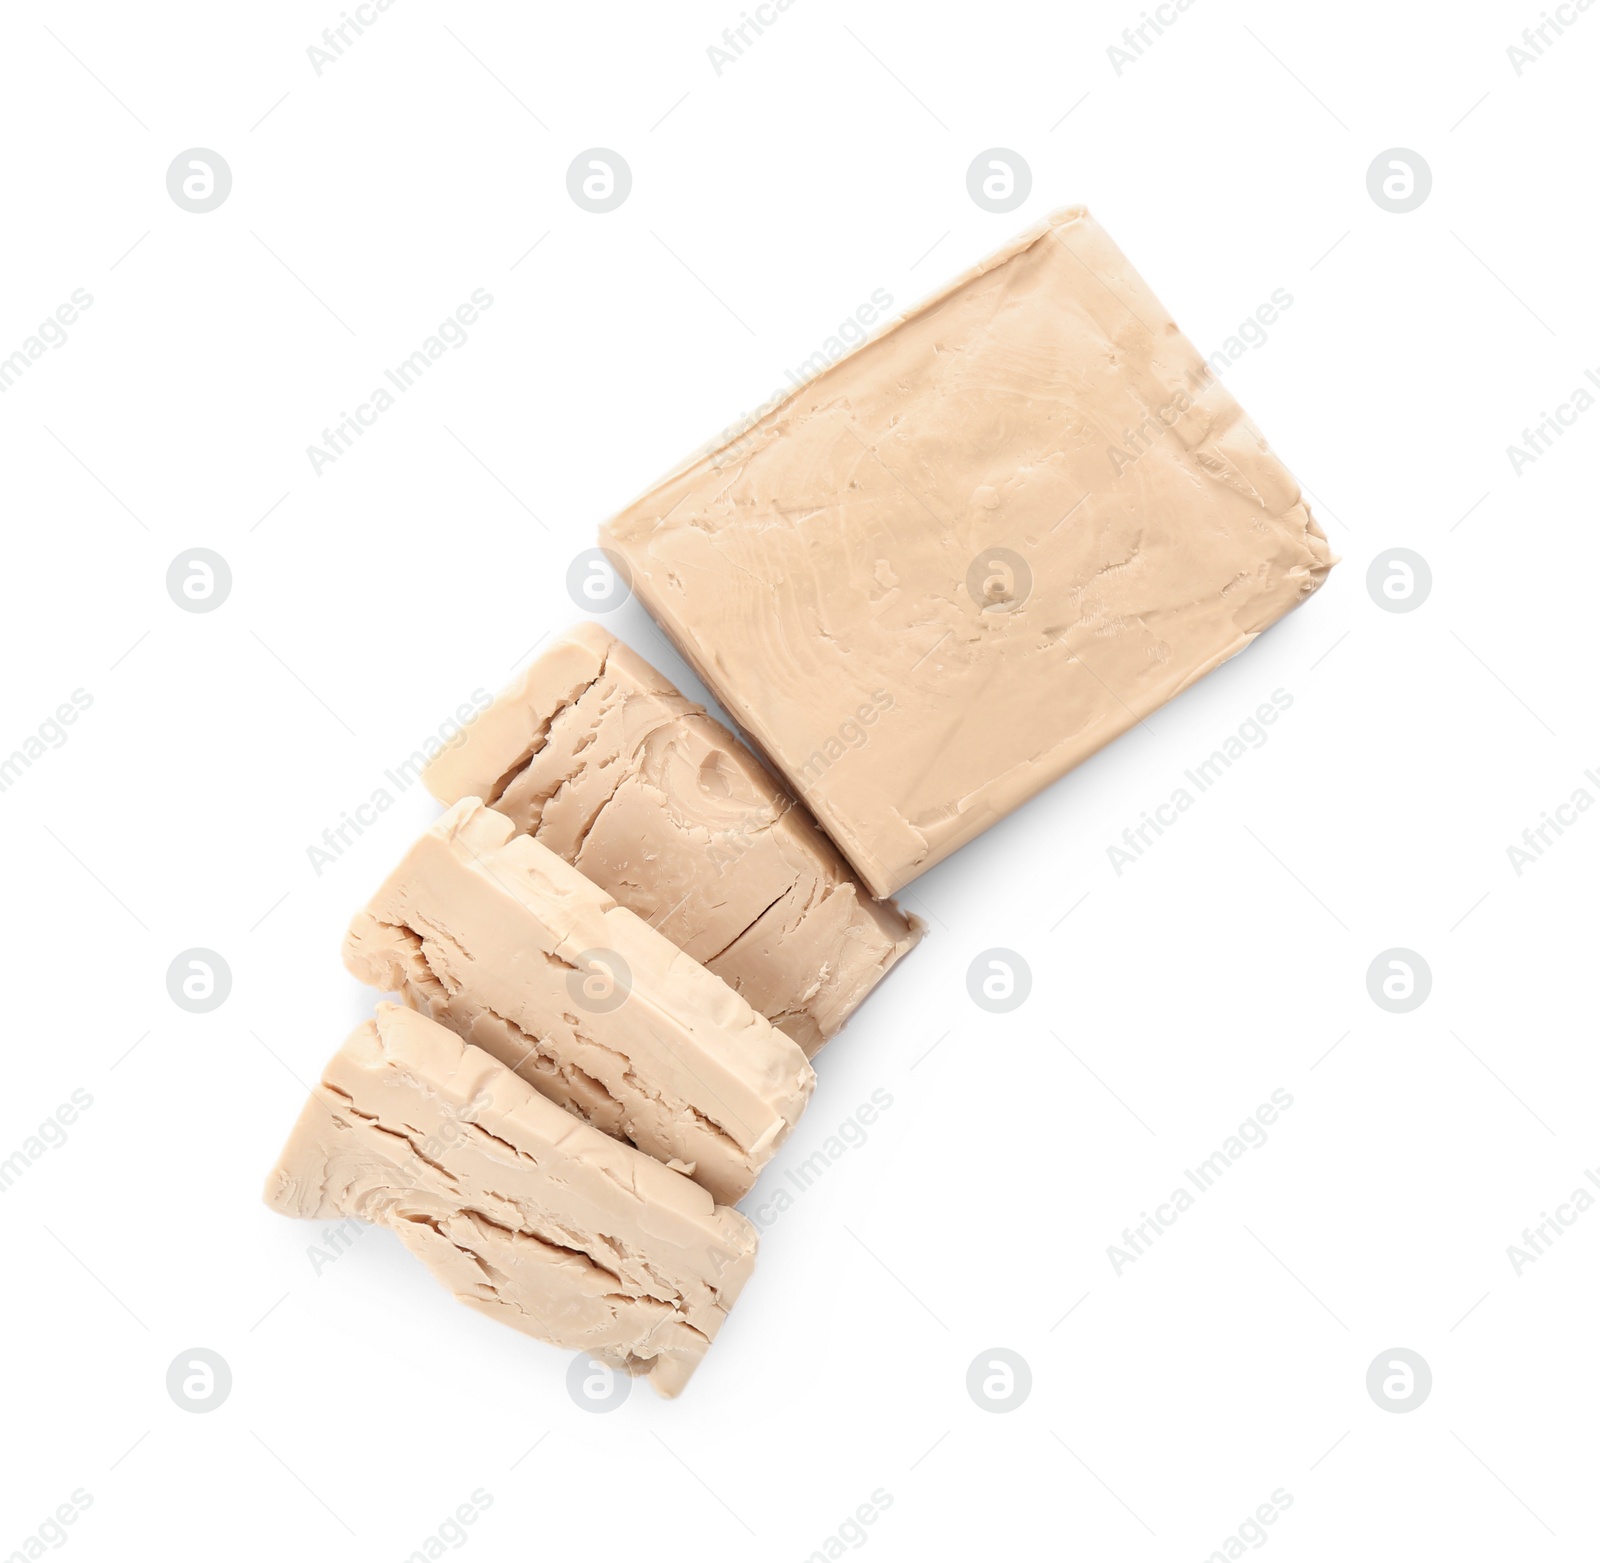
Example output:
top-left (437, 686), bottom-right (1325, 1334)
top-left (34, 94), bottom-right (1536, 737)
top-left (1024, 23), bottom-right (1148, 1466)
top-left (559, 619), bottom-right (617, 661)
top-left (432, 796), bottom-right (519, 859)
top-left (341, 1012), bottom-right (389, 1069)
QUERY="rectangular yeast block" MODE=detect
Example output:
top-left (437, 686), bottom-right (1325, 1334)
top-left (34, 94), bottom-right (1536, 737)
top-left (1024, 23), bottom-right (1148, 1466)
top-left (263, 1004), bottom-right (756, 1397)
top-left (422, 623), bottom-right (920, 1055)
top-left (343, 797), bottom-right (814, 1205)
top-left (601, 208), bottom-right (1334, 897)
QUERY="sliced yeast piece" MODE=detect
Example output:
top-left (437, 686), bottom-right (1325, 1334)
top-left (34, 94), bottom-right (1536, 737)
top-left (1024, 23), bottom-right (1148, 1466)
top-left (422, 622), bottom-right (920, 1055)
top-left (343, 797), bottom-right (814, 1205)
top-left (263, 1004), bottom-right (757, 1397)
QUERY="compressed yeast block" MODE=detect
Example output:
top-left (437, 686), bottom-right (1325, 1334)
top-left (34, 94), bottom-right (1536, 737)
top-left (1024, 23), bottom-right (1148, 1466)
top-left (263, 1004), bottom-right (756, 1397)
top-left (601, 207), bottom-right (1334, 897)
top-left (343, 797), bottom-right (814, 1205)
top-left (422, 622), bottom-right (920, 1056)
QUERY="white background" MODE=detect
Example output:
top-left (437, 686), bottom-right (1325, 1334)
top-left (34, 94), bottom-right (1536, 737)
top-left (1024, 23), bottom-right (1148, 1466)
top-left (2, 1), bottom-right (1596, 1558)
